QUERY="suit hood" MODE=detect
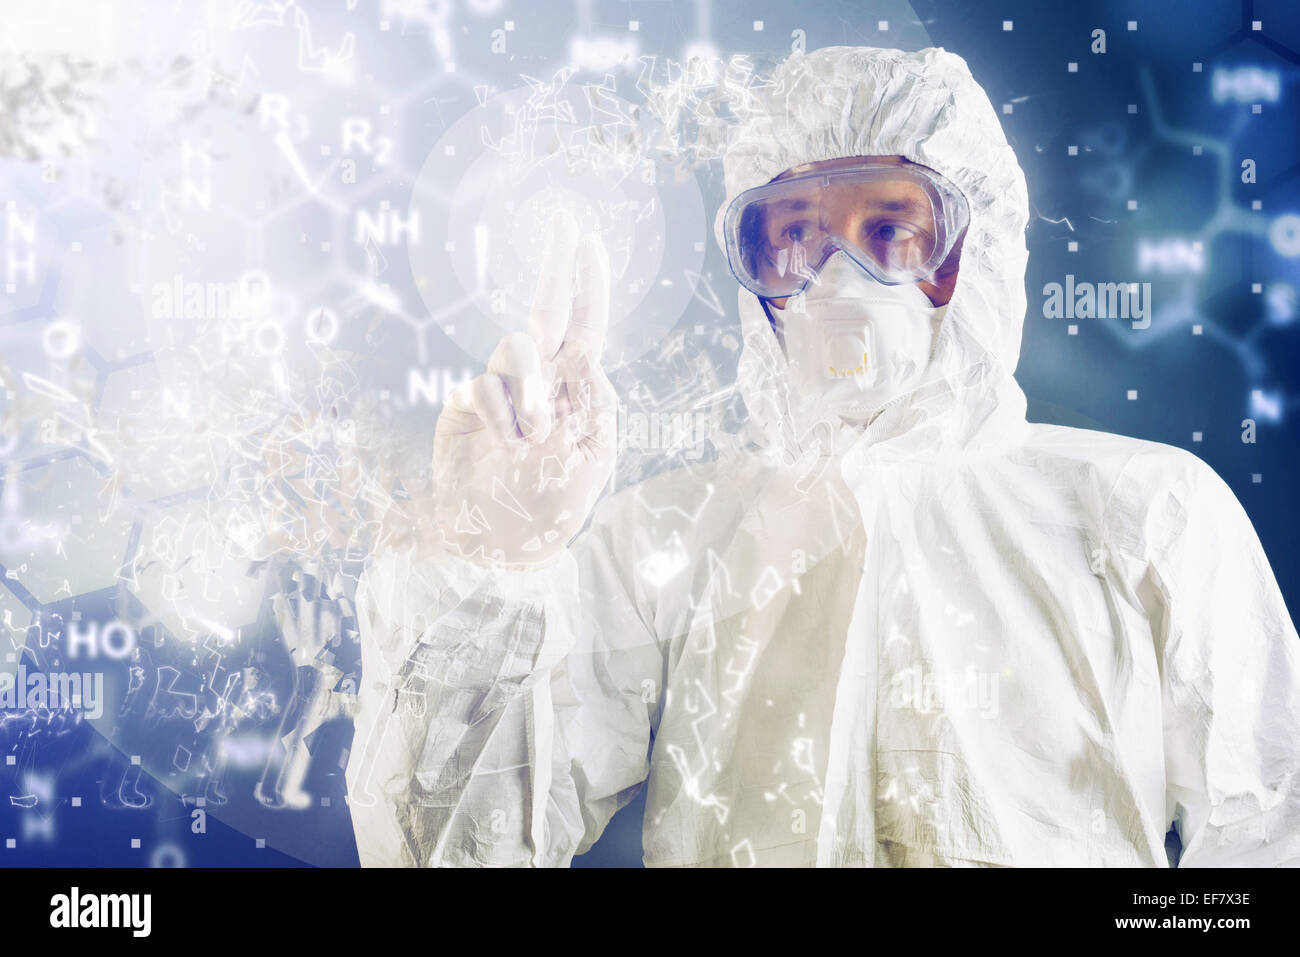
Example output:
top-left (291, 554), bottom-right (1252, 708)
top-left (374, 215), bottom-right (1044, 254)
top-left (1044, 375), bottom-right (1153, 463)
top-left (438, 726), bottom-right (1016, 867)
top-left (714, 46), bottom-right (1032, 467)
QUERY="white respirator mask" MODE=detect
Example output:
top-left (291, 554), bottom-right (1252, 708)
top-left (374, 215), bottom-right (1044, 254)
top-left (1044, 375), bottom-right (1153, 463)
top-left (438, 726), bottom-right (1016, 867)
top-left (765, 251), bottom-right (947, 424)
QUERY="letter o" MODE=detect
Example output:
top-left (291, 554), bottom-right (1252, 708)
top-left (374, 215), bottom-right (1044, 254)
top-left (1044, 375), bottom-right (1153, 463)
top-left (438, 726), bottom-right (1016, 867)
top-left (252, 321), bottom-right (285, 356)
top-left (150, 843), bottom-right (186, 868)
top-left (42, 319), bottom-right (80, 359)
top-left (1268, 214), bottom-right (1300, 258)
top-left (100, 622), bottom-right (137, 659)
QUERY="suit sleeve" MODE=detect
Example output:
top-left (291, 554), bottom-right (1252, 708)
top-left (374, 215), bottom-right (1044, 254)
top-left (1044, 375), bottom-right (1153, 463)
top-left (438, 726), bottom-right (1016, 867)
top-left (1147, 458), bottom-right (1300, 867)
top-left (346, 517), bottom-right (662, 867)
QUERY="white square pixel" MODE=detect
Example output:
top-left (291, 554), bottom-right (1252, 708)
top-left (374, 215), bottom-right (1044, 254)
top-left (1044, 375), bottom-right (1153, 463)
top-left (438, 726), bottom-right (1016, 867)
top-left (1068, 241), bottom-right (1078, 252)
top-left (1192, 432), bottom-right (1203, 442)
top-left (1068, 62), bottom-right (1078, 73)
top-left (1127, 390), bottom-right (1138, 401)
top-left (1068, 145), bottom-right (1078, 156)
top-left (1003, 21), bottom-right (1013, 31)
top-left (1067, 324), bottom-right (1078, 336)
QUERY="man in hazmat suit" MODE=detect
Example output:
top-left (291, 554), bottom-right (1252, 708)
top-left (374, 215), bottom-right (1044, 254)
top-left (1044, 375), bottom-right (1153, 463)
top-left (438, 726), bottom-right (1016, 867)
top-left (345, 46), bottom-right (1300, 867)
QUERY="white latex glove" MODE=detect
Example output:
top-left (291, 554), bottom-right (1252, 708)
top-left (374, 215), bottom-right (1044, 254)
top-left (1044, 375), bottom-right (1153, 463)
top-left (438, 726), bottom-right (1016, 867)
top-left (432, 209), bottom-right (617, 566)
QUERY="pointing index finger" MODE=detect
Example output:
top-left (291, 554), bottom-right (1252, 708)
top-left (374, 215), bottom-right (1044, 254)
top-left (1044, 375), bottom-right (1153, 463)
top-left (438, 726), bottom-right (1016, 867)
top-left (567, 231), bottom-right (610, 359)
top-left (527, 209), bottom-right (580, 362)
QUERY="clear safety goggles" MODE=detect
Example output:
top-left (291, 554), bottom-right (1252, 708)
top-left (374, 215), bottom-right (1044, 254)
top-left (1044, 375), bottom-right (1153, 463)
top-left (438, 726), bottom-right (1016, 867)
top-left (722, 161), bottom-right (969, 298)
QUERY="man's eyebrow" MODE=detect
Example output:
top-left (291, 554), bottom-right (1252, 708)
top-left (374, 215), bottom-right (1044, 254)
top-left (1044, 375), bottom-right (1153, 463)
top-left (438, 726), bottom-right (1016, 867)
top-left (768, 196), bottom-right (925, 214)
top-left (769, 198), bottom-right (812, 212)
top-left (869, 197), bottom-right (924, 213)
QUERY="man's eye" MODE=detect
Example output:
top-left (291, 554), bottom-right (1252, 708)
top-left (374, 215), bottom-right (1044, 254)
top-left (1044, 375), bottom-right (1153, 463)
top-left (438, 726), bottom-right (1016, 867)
top-left (873, 222), bottom-right (918, 243)
top-left (783, 223), bottom-right (811, 243)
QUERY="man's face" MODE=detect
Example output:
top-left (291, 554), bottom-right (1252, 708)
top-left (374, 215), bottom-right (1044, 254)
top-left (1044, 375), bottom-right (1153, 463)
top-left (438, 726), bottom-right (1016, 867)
top-left (760, 155), bottom-right (965, 312)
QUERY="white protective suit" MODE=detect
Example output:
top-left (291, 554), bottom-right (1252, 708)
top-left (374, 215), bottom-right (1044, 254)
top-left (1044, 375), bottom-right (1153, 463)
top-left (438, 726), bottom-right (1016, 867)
top-left (345, 46), bottom-right (1300, 867)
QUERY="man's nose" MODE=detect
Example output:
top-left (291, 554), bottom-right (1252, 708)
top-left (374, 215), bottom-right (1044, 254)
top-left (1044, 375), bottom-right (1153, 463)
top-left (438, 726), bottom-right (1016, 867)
top-left (809, 209), bottom-right (864, 261)
top-left (820, 207), bottom-right (855, 236)
top-left (805, 248), bottom-right (875, 294)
